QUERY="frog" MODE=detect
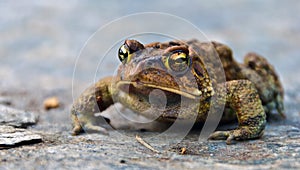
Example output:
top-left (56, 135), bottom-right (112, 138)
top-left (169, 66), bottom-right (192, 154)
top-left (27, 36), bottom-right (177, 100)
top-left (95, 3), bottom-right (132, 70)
top-left (71, 39), bottom-right (285, 144)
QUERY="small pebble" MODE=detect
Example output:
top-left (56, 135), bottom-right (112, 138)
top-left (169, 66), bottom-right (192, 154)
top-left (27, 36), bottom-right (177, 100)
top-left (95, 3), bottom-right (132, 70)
top-left (44, 97), bottom-right (60, 110)
top-left (180, 147), bottom-right (187, 155)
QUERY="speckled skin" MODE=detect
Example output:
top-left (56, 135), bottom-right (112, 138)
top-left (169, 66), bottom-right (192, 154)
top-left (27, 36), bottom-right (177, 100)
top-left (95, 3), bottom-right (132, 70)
top-left (71, 39), bottom-right (284, 144)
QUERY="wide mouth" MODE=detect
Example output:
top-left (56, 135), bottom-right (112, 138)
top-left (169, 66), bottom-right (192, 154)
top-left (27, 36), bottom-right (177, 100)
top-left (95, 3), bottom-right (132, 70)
top-left (116, 81), bottom-right (201, 99)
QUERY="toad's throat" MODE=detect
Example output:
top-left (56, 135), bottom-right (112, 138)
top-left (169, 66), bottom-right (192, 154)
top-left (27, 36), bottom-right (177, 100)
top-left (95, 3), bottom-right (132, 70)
top-left (116, 81), bottom-right (201, 99)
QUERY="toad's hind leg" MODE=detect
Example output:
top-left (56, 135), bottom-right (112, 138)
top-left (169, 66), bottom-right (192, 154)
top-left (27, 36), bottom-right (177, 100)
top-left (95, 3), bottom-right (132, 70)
top-left (209, 80), bottom-right (266, 144)
top-left (243, 53), bottom-right (285, 117)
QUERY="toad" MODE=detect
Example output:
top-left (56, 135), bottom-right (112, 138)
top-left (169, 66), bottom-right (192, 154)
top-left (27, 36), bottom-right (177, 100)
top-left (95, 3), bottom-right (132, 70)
top-left (71, 39), bottom-right (285, 144)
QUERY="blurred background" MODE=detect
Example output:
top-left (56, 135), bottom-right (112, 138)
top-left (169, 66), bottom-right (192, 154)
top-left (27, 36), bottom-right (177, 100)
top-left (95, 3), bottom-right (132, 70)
top-left (0, 0), bottom-right (299, 112)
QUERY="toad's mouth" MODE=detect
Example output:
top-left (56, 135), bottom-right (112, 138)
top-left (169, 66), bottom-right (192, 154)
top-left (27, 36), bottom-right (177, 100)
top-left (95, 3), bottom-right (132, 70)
top-left (116, 81), bottom-right (201, 100)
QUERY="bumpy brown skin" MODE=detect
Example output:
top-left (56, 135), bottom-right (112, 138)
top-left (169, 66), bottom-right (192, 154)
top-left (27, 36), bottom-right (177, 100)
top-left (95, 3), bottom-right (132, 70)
top-left (71, 39), bottom-right (285, 144)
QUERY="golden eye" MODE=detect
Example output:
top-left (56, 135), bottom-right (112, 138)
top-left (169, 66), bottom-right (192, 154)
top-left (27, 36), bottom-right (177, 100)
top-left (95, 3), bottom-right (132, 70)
top-left (118, 44), bottom-right (131, 63)
top-left (165, 51), bottom-right (190, 74)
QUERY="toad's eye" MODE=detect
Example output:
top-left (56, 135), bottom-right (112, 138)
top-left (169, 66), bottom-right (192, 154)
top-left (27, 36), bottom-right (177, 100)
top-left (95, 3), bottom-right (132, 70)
top-left (165, 51), bottom-right (191, 74)
top-left (118, 44), bottom-right (131, 63)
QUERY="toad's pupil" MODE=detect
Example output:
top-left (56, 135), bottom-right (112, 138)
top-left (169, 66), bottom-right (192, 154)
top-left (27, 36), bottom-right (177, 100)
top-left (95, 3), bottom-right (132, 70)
top-left (175, 57), bottom-right (187, 64)
top-left (119, 48), bottom-right (128, 61)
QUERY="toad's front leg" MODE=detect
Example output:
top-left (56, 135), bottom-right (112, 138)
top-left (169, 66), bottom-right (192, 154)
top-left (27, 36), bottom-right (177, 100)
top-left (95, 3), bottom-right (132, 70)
top-left (209, 80), bottom-right (266, 144)
top-left (71, 77), bottom-right (114, 135)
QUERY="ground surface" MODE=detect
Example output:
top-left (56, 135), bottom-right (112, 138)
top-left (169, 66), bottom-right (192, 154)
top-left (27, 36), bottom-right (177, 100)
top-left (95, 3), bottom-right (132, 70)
top-left (0, 1), bottom-right (300, 170)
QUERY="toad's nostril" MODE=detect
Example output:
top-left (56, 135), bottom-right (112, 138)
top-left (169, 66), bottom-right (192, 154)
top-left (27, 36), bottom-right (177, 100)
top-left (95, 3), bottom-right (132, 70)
top-left (248, 61), bottom-right (256, 69)
top-left (146, 61), bottom-right (153, 68)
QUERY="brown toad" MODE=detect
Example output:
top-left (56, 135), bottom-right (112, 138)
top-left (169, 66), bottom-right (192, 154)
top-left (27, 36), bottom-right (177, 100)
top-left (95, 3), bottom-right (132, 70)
top-left (71, 39), bottom-right (285, 144)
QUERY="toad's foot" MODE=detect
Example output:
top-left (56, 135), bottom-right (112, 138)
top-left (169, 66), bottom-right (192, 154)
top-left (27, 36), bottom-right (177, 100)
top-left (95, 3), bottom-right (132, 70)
top-left (209, 80), bottom-right (266, 144)
top-left (208, 127), bottom-right (264, 145)
top-left (71, 111), bottom-right (109, 136)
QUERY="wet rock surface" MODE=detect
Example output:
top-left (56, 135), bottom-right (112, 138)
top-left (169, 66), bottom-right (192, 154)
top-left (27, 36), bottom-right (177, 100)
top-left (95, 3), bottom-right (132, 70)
top-left (0, 125), bottom-right (42, 148)
top-left (1, 1), bottom-right (300, 169)
top-left (0, 105), bottom-right (37, 128)
top-left (0, 97), bottom-right (11, 106)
